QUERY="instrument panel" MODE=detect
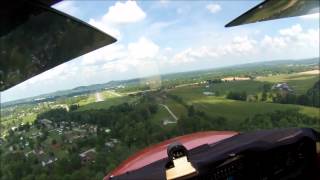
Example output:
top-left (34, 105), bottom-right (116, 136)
top-left (193, 138), bottom-right (317, 180)
top-left (108, 128), bottom-right (319, 180)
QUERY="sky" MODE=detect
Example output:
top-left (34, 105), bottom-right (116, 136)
top-left (1, 0), bottom-right (319, 102)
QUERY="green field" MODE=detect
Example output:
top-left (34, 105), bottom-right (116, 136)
top-left (62, 71), bottom-right (320, 120)
top-left (165, 99), bottom-right (188, 118)
top-left (257, 73), bottom-right (319, 94)
top-left (167, 84), bottom-right (319, 129)
top-left (209, 80), bottom-right (267, 94)
top-left (77, 96), bottom-right (138, 111)
top-left (150, 105), bottom-right (175, 125)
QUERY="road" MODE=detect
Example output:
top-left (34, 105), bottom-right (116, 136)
top-left (159, 104), bottom-right (178, 121)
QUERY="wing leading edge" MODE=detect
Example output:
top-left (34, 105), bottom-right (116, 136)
top-left (225, 0), bottom-right (319, 27)
top-left (0, 0), bottom-right (116, 91)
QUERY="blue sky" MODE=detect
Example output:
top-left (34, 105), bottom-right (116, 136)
top-left (1, 0), bottom-right (319, 102)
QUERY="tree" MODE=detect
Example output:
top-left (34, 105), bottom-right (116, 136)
top-left (69, 104), bottom-right (79, 111)
top-left (261, 91), bottom-right (267, 101)
top-left (51, 139), bottom-right (57, 145)
top-left (69, 154), bottom-right (81, 171)
top-left (297, 95), bottom-right (309, 105)
top-left (306, 80), bottom-right (320, 107)
top-left (148, 104), bottom-right (158, 114)
top-left (227, 91), bottom-right (247, 101)
top-left (262, 83), bottom-right (271, 92)
top-left (187, 105), bottom-right (195, 117)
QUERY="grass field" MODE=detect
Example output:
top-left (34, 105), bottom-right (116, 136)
top-left (165, 99), bottom-right (188, 117)
top-left (257, 73), bottom-right (319, 94)
top-left (77, 96), bottom-right (138, 111)
top-left (167, 85), bottom-right (320, 129)
top-left (208, 80), bottom-right (266, 94)
top-left (151, 105), bottom-right (175, 124)
top-left (1, 112), bottom-right (37, 127)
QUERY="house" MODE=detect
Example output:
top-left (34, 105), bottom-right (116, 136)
top-left (25, 150), bottom-right (36, 157)
top-left (40, 156), bottom-right (58, 167)
top-left (36, 150), bottom-right (45, 156)
top-left (79, 148), bottom-right (96, 164)
top-left (163, 119), bottom-right (177, 126)
top-left (272, 83), bottom-right (293, 92)
top-left (11, 126), bottom-right (18, 131)
top-left (203, 92), bottom-right (214, 96)
top-left (105, 128), bottom-right (111, 133)
top-left (221, 77), bottom-right (250, 82)
top-left (39, 119), bottom-right (53, 128)
top-left (105, 138), bottom-right (119, 148)
top-left (88, 125), bottom-right (97, 133)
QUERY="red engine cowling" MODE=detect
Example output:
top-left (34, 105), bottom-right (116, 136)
top-left (104, 131), bottom-right (238, 179)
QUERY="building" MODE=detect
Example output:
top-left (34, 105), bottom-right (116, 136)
top-left (40, 156), bottom-right (58, 167)
top-left (39, 119), bottom-right (53, 128)
top-left (272, 83), bottom-right (293, 92)
top-left (203, 92), bottom-right (214, 96)
top-left (79, 148), bottom-right (96, 164)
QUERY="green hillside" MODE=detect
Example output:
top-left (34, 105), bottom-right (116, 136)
top-left (77, 96), bottom-right (137, 111)
top-left (166, 85), bottom-right (319, 129)
top-left (257, 73), bottom-right (319, 94)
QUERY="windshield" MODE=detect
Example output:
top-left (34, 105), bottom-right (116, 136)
top-left (1, 1), bottom-right (319, 180)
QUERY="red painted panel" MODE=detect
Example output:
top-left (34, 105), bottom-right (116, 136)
top-left (104, 131), bottom-right (238, 179)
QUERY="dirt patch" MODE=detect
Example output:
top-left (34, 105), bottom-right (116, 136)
top-left (297, 70), bottom-right (320, 75)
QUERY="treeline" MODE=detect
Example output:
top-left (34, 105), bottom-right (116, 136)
top-left (273, 80), bottom-right (320, 107)
top-left (167, 94), bottom-right (188, 107)
top-left (240, 109), bottom-right (320, 131)
top-left (226, 81), bottom-right (319, 108)
top-left (226, 91), bottom-right (247, 101)
top-left (2, 90), bottom-right (319, 180)
top-left (1, 95), bottom-right (230, 180)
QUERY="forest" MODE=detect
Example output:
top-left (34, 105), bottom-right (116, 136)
top-left (1, 91), bottom-right (318, 180)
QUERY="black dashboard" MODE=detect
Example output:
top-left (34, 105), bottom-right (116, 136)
top-left (110, 128), bottom-right (320, 180)
top-left (195, 137), bottom-right (317, 180)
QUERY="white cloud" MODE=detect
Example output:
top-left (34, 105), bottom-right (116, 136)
top-left (170, 23), bottom-right (318, 65)
top-left (146, 21), bottom-right (175, 36)
top-left (172, 36), bottom-right (256, 64)
top-left (164, 47), bottom-right (172, 51)
top-left (52, 1), bottom-right (79, 16)
top-left (261, 35), bottom-right (287, 49)
top-left (221, 36), bottom-right (257, 55)
top-left (102, 61), bottom-right (129, 73)
top-left (300, 13), bottom-right (320, 20)
top-left (264, 24), bottom-right (319, 50)
top-left (206, 4), bottom-right (221, 14)
top-left (128, 37), bottom-right (159, 59)
top-left (89, 19), bottom-right (121, 39)
top-left (176, 7), bottom-right (183, 14)
top-left (88, 1), bottom-right (146, 40)
top-left (260, 24), bottom-right (319, 59)
top-left (279, 24), bottom-right (302, 36)
top-left (159, 0), bottom-right (169, 4)
top-left (81, 44), bottom-right (126, 65)
top-left (27, 63), bottom-right (70, 85)
top-left (84, 37), bottom-right (160, 74)
top-left (102, 1), bottom-right (146, 24)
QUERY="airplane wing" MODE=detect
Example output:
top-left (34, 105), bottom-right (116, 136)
top-left (225, 0), bottom-right (320, 27)
top-left (0, 0), bottom-right (116, 91)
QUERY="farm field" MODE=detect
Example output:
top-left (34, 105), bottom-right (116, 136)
top-left (168, 85), bottom-right (319, 121)
top-left (1, 58), bottom-right (319, 180)
top-left (257, 73), bottom-right (319, 94)
top-left (77, 96), bottom-right (138, 111)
